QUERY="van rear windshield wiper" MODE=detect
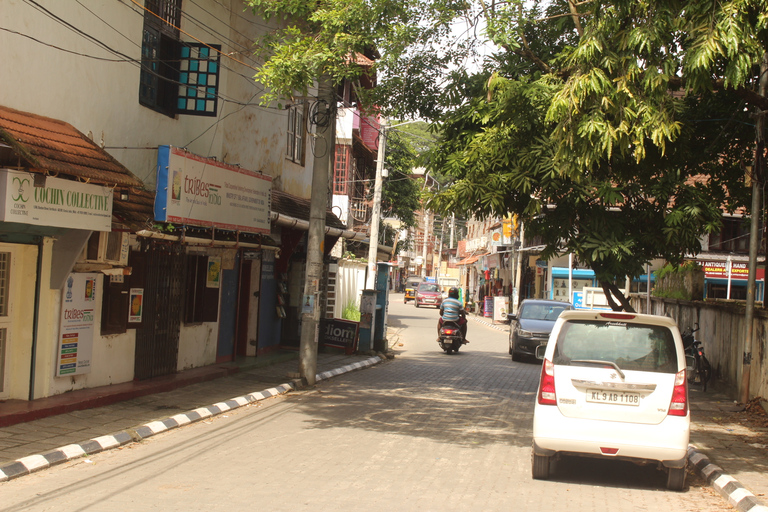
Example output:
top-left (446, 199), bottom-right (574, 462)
top-left (570, 359), bottom-right (626, 380)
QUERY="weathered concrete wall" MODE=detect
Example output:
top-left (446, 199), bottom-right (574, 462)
top-left (631, 295), bottom-right (768, 400)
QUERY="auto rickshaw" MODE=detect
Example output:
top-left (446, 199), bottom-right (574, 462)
top-left (403, 276), bottom-right (423, 303)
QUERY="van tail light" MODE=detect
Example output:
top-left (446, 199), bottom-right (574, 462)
top-left (538, 358), bottom-right (557, 405)
top-left (668, 369), bottom-right (688, 417)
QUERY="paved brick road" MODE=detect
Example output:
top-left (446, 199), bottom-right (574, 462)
top-left (0, 296), bottom-right (730, 511)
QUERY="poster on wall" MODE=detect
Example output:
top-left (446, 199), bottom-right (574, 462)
top-left (129, 288), bottom-right (144, 323)
top-left (207, 256), bottom-right (221, 288)
top-left (56, 273), bottom-right (99, 376)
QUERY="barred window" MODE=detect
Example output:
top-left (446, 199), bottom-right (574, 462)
top-left (286, 103), bottom-right (305, 164)
top-left (333, 145), bottom-right (350, 194)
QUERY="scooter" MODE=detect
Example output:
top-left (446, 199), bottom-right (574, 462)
top-left (438, 320), bottom-right (466, 354)
top-left (682, 324), bottom-right (711, 391)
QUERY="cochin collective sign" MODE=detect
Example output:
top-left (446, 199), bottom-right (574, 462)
top-left (154, 146), bottom-right (272, 234)
top-left (0, 169), bottom-right (113, 231)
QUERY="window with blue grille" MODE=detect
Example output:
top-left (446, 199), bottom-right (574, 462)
top-left (177, 44), bottom-right (221, 116)
top-left (138, 0), bottom-right (221, 118)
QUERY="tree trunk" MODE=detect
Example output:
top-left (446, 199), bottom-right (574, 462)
top-left (599, 280), bottom-right (636, 313)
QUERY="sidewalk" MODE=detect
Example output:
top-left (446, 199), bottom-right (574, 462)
top-left (687, 386), bottom-right (768, 511)
top-left (0, 348), bottom-right (388, 474)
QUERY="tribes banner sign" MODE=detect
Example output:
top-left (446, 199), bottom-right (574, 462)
top-left (56, 273), bottom-right (99, 376)
top-left (0, 169), bottom-right (112, 231)
top-left (154, 146), bottom-right (272, 234)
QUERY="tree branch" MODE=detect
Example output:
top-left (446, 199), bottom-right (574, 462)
top-left (567, 0), bottom-right (584, 37)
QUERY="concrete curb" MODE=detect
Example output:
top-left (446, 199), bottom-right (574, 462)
top-left (0, 356), bottom-right (384, 483)
top-left (688, 446), bottom-right (768, 512)
top-left (469, 315), bottom-right (509, 333)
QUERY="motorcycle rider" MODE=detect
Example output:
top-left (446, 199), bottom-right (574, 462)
top-left (438, 287), bottom-right (468, 342)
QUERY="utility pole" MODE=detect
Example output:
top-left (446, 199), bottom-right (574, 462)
top-left (436, 216), bottom-right (445, 280)
top-left (422, 210), bottom-right (429, 278)
top-left (299, 75), bottom-right (335, 386)
top-left (514, 221), bottom-right (525, 310)
top-left (366, 117), bottom-right (387, 289)
top-left (741, 52), bottom-right (768, 404)
top-left (366, 119), bottom-right (422, 286)
top-left (450, 213), bottom-right (455, 250)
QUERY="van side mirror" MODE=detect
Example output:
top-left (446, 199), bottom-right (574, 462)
top-left (535, 345), bottom-right (547, 360)
top-left (507, 313), bottom-right (517, 322)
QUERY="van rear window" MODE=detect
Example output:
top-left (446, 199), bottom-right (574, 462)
top-left (552, 320), bottom-right (679, 374)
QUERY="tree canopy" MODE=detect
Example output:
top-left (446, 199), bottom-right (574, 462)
top-left (425, 0), bottom-right (764, 310)
top-left (246, 0), bottom-right (767, 310)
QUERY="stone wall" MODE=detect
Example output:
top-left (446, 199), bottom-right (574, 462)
top-left (630, 295), bottom-right (768, 400)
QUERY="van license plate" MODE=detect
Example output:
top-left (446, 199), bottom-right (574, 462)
top-left (586, 390), bottom-right (640, 406)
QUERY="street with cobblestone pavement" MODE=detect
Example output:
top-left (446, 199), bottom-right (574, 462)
top-left (0, 296), bottom-right (732, 511)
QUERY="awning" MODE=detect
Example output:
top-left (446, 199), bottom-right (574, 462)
top-left (0, 105), bottom-right (156, 232)
top-left (458, 252), bottom-right (489, 266)
top-left (0, 105), bottom-right (142, 187)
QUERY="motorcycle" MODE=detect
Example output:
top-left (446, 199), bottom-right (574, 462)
top-left (438, 320), bottom-right (466, 354)
top-left (682, 324), bottom-right (711, 391)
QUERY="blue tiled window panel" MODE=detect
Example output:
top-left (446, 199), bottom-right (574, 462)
top-left (177, 43), bottom-right (221, 116)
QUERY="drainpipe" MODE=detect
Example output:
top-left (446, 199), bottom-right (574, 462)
top-left (28, 238), bottom-right (44, 401)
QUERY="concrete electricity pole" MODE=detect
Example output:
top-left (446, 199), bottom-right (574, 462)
top-left (366, 118), bottom-right (387, 289)
top-left (740, 52), bottom-right (768, 404)
top-left (299, 75), bottom-right (336, 386)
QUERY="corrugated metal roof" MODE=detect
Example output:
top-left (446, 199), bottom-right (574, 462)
top-left (0, 105), bottom-right (142, 187)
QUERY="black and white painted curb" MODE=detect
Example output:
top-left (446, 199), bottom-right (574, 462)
top-left (0, 356), bottom-right (384, 483)
top-left (469, 315), bottom-right (509, 333)
top-left (688, 446), bottom-right (768, 512)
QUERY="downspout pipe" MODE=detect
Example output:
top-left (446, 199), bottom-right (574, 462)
top-left (28, 238), bottom-right (44, 401)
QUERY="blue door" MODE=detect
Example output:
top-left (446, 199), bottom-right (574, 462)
top-left (217, 252), bottom-right (240, 362)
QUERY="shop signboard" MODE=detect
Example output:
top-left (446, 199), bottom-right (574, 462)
top-left (0, 169), bottom-right (112, 231)
top-left (502, 218), bottom-right (514, 244)
top-left (56, 273), bottom-right (99, 376)
top-left (154, 146), bottom-right (272, 234)
top-left (321, 318), bottom-right (359, 354)
top-left (359, 114), bottom-right (380, 152)
top-left (484, 296), bottom-right (493, 318)
top-left (700, 260), bottom-right (764, 281)
top-left (493, 296), bottom-right (509, 324)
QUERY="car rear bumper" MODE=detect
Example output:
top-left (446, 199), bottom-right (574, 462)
top-left (533, 404), bottom-right (690, 466)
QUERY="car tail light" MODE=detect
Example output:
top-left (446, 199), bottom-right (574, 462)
top-left (668, 369), bottom-right (688, 416)
top-left (538, 358), bottom-right (557, 405)
top-left (599, 313), bottom-right (636, 320)
top-left (600, 447), bottom-right (619, 455)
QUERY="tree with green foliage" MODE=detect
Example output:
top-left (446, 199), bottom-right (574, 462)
top-left (380, 129), bottom-right (423, 229)
top-left (245, 0), bottom-right (474, 115)
top-left (427, 0), bottom-right (762, 311)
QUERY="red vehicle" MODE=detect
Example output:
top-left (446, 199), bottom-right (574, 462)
top-left (415, 283), bottom-right (442, 308)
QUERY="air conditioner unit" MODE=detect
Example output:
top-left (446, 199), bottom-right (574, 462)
top-left (82, 231), bottom-right (129, 266)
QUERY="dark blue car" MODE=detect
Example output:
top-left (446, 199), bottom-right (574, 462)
top-left (508, 299), bottom-right (572, 362)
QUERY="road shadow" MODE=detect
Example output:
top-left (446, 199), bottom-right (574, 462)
top-left (287, 350), bottom-right (540, 450)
